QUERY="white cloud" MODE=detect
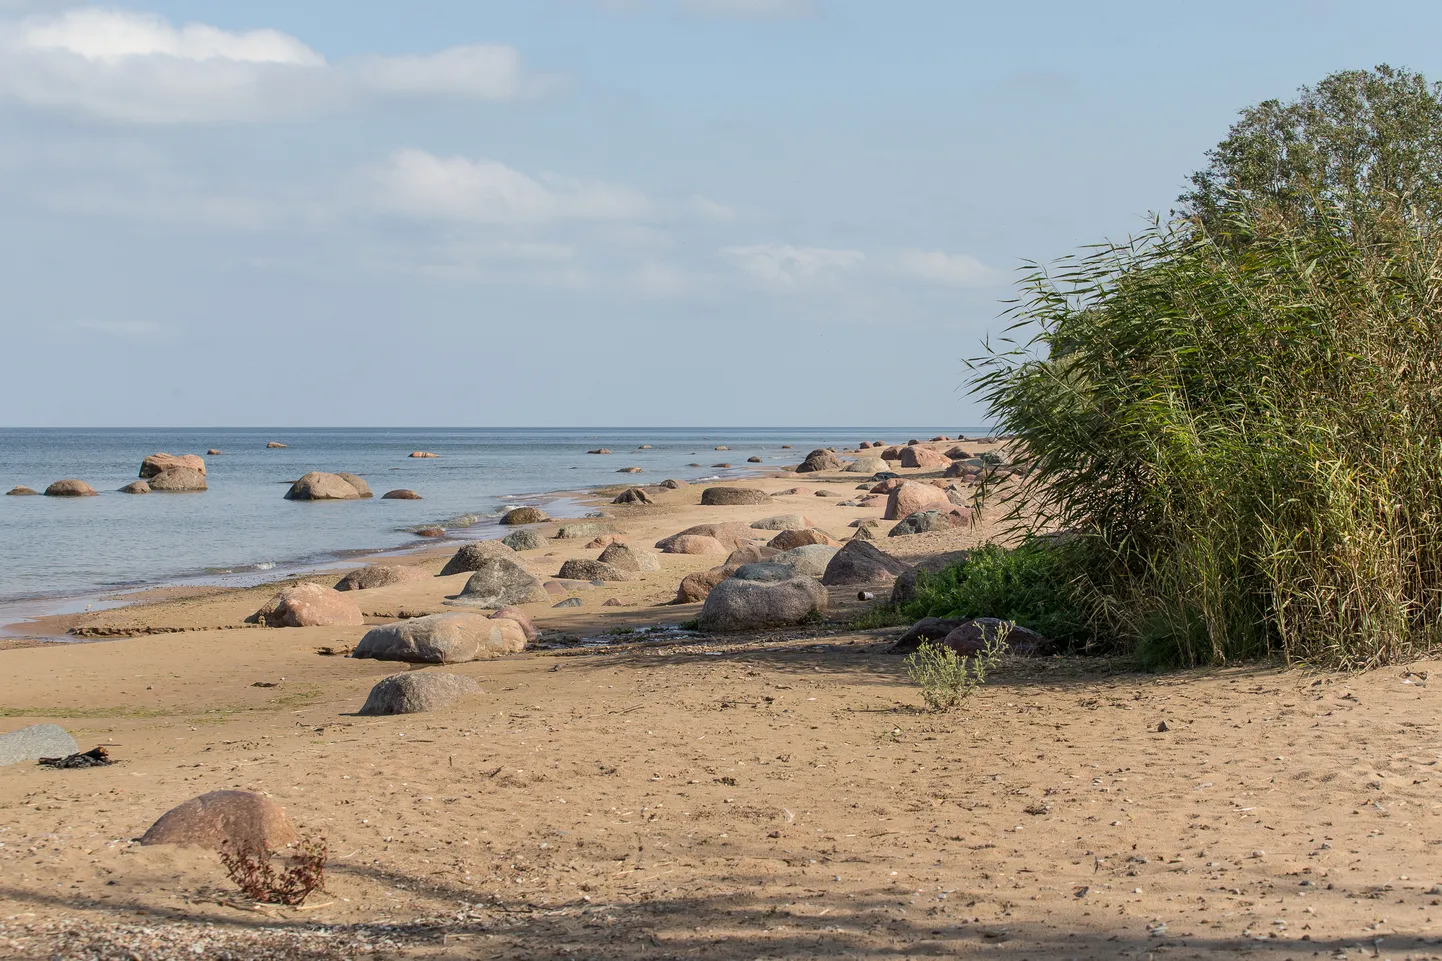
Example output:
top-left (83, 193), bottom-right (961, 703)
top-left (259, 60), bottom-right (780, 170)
top-left (375, 149), bottom-right (654, 225)
top-left (0, 8), bottom-right (526, 123)
top-left (720, 243), bottom-right (863, 290)
top-left (891, 249), bottom-right (1005, 288)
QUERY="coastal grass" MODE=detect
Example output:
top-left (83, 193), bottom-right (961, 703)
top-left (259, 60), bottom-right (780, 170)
top-left (972, 207), bottom-right (1442, 669)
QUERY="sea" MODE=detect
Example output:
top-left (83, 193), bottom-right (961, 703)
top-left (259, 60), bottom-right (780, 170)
top-left (0, 427), bottom-right (973, 630)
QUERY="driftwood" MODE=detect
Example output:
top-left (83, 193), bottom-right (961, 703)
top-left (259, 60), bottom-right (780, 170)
top-left (39, 746), bottom-right (113, 768)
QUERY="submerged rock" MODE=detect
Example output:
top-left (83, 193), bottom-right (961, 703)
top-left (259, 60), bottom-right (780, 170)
top-left (43, 480), bottom-right (97, 497)
top-left (5, 486), bottom-right (39, 496)
top-left (118, 481), bottom-right (150, 494)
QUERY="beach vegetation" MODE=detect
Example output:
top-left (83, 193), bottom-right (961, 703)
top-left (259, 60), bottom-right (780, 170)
top-left (904, 632), bottom-right (1005, 712)
top-left (220, 836), bottom-right (328, 906)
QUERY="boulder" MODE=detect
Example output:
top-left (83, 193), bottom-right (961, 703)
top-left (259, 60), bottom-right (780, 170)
top-left (675, 565), bottom-right (740, 603)
top-left (849, 518), bottom-right (880, 528)
top-left (554, 522), bottom-right (605, 540)
top-left (772, 544), bottom-right (841, 577)
top-left (943, 461), bottom-right (975, 479)
top-left (147, 467), bottom-right (208, 492)
top-left (587, 448), bottom-right (612, 455)
top-left (732, 562), bottom-right (800, 583)
top-left (945, 446), bottom-right (973, 459)
top-left (334, 564), bottom-right (429, 591)
top-left (585, 533), bottom-right (628, 549)
top-left (750, 514), bottom-right (813, 531)
top-left (446, 557), bottom-right (548, 607)
top-left (850, 524), bottom-right (877, 541)
top-left (698, 578), bottom-right (829, 632)
top-left (335, 473), bottom-right (373, 498)
top-left (637, 444), bottom-right (653, 450)
top-left (140, 791), bottom-right (297, 850)
top-left (409, 451), bottom-right (439, 458)
top-left (383, 489), bottom-right (423, 499)
top-left (491, 607), bottom-right (540, 642)
top-left (553, 597), bottom-right (584, 608)
top-left (820, 540), bottom-right (912, 586)
top-left (597, 542), bottom-right (661, 572)
top-left (767, 528), bottom-right (840, 550)
top-left (359, 672), bottom-right (481, 715)
top-left (438, 541), bottom-right (517, 576)
top-left (888, 509), bottom-right (965, 536)
top-left (617, 466), bottom-right (643, 474)
top-left (5, 486), bottom-right (39, 496)
top-left (700, 487), bottom-right (770, 506)
top-left (889, 550), bottom-right (969, 605)
top-left (747, 456), bottom-right (763, 463)
top-left (501, 529), bottom-right (543, 551)
top-left (44, 480), bottom-right (97, 497)
top-left (0, 724), bottom-right (77, 767)
top-left (844, 457), bottom-right (889, 474)
top-left (656, 522), bottom-right (760, 553)
top-left (879, 446), bottom-right (904, 460)
top-left (118, 481), bottom-right (150, 494)
top-left (884, 481), bottom-right (954, 520)
top-left (354, 612), bottom-right (527, 663)
top-left (139, 453), bottom-right (206, 479)
top-left (284, 472), bottom-right (363, 501)
top-left (712, 463), bottom-right (732, 469)
top-left (414, 527), bottom-right (446, 538)
top-left (899, 446), bottom-right (949, 470)
top-left (246, 583), bottom-right (364, 627)
top-left (870, 478), bottom-right (905, 493)
top-left (928, 618), bottom-right (1052, 657)
top-left (613, 487), bottom-right (653, 505)
top-left (891, 617), bottom-right (967, 651)
top-left (795, 449), bottom-right (843, 473)
top-left (207, 449), bottom-right (223, 456)
top-left (499, 506), bottom-right (549, 525)
top-left (661, 479), bottom-right (688, 489)
top-left (557, 558), bottom-right (632, 582)
top-left (659, 534), bottom-right (728, 555)
top-left (266, 441), bottom-right (287, 448)
top-left (725, 544), bottom-right (782, 566)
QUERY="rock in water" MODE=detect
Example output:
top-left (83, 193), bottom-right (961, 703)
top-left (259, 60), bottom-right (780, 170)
top-left (750, 514), bottom-right (813, 531)
top-left (354, 612), bottom-right (527, 663)
top-left (557, 559), bottom-right (632, 581)
top-left (409, 451), bottom-right (439, 458)
top-left (118, 481), bottom-right (150, 494)
top-left (0, 724), bottom-right (78, 767)
top-left (335, 473), bottom-right (373, 498)
top-left (139, 453), bottom-right (206, 479)
top-left (140, 791), bottom-right (297, 849)
top-left (359, 672), bottom-right (481, 715)
top-left (382, 489), bottom-right (423, 500)
top-left (795, 449), bottom-right (843, 473)
top-left (820, 540), bottom-right (912, 586)
top-left (597, 542), bottom-right (661, 572)
top-left (698, 578), bottom-right (829, 632)
top-left (438, 541), bottom-right (517, 576)
top-left (500, 507), bottom-right (549, 525)
top-left (700, 487), bottom-right (770, 506)
top-left (446, 557), bottom-right (547, 607)
top-left (43, 480), bottom-right (96, 497)
top-left (767, 528), bottom-right (839, 550)
top-left (334, 564), bottom-right (429, 591)
top-left (147, 467), bottom-right (208, 492)
top-left (501, 529), bottom-right (543, 551)
top-left (266, 441), bottom-right (288, 448)
top-left (246, 583), bottom-right (364, 627)
top-left (284, 471), bottom-right (365, 501)
top-left (5, 486), bottom-right (39, 496)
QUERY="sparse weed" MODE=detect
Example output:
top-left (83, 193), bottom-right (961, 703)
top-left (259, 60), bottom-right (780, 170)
top-left (220, 836), bottom-right (328, 906)
top-left (903, 626), bottom-right (1008, 712)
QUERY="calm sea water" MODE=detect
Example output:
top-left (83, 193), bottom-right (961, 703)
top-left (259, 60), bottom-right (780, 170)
top-left (0, 427), bottom-right (969, 612)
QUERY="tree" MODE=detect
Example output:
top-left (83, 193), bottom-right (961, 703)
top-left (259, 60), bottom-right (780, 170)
top-left (1182, 65), bottom-right (1442, 240)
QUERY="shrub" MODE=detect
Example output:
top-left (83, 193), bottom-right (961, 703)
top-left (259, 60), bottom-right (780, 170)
top-left (904, 630), bottom-right (1005, 711)
top-left (220, 836), bottom-right (328, 906)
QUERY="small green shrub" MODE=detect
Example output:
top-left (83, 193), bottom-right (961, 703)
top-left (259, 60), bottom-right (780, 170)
top-left (904, 629), bottom-right (1006, 712)
top-left (849, 603), bottom-right (913, 630)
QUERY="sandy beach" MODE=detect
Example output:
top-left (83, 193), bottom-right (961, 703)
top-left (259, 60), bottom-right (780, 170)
top-left (2, 441), bottom-right (1440, 960)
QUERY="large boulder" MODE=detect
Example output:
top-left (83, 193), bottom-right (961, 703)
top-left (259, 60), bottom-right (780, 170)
top-left (335, 473), bottom-right (373, 498)
top-left (844, 457), bottom-right (889, 474)
top-left (820, 540), bottom-right (912, 586)
top-left (383, 489), bottom-right (423, 500)
top-left (773, 544), bottom-right (841, 577)
top-left (884, 481), bottom-right (954, 520)
top-left (354, 612), bottom-right (527, 663)
top-left (501, 529), bottom-right (543, 551)
top-left (554, 522), bottom-right (605, 540)
top-left (284, 472), bottom-right (364, 501)
top-left (892, 617), bottom-right (967, 650)
top-left (139, 453), bottom-right (206, 479)
top-left (147, 467), bottom-right (208, 492)
top-left (5, 486), bottom-right (39, 496)
top-left (500, 506), bottom-right (549, 525)
top-left (750, 514), bottom-right (813, 531)
top-left (613, 488), bottom-right (653, 505)
top-left (675, 565), bottom-right (739, 603)
top-left (767, 528), bottom-right (840, 550)
top-left (439, 541), bottom-right (517, 577)
top-left (246, 583), bottom-right (364, 627)
top-left (446, 557), bottom-right (547, 607)
top-left (557, 558), bottom-right (632, 582)
top-left (491, 606), bottom-right (539, 641)
top-left (898, 446), bottom-right (949, 470)
top-left (898, 618), bottom-right (1052, 658)
top-left (732, 562), bottom-right (799, 583)
top-left (44, 479), bottom-right (96, 497)
top-left (698, 578), bottom-right (829, 632)
top-left (0, 724), bottom-right (77, 767)
top-left (359, 672), bottom-right (482, 715)
top-left (140, 791), bottom-right (297, 849)
top-left (890, 550), bottom-right (970, 605)
top-left (725, 544), bottom-right (782, 566)
top-left (656, 522), bottom-right (760, 553)
top-left (597, 542), bottom-right (661, 572)
top-left (889, 509), bottom-right (965, 536)
top-left (659, 534), bottom-right (728, 555)
top-left (879, 446), bottom-right (904, 460)
top-left (334, 564), bottom-right (429, 592)
top-left (795, 449), bottom-right (843, 473)
top-left (700, 487), bottom-right (770, 506)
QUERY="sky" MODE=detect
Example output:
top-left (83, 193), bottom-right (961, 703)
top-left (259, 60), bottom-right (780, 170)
top-left (0, 0), bottom-right (1438, 427)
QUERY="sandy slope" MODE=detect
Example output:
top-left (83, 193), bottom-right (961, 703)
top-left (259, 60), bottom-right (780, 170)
top-left (2, 445), bottom-right (1440, 959)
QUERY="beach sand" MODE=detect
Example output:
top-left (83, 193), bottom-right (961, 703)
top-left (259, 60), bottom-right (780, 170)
top-left (2, 443), bottom-right (1439, 959)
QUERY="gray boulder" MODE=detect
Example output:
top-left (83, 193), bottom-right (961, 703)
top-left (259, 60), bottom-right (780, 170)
top-left (892, 617), bottom-right (967, 651)
top-left (335, 473), bottom-right (373, 498)
top-left (439, 541), bottom-right (517, 577)
top-left (354, 612), bottom-right (527, 663)
top-left (554, 522), bottom-right (605, 540)
top-left (774, 544), bottom-right (841, 577)
top-left (844, 457), bottom-right (889, 474)
top-left (359, 672), bottom-right (482, 715)
top-left (820, 540), bottom-right (911, 586)
top-left (700, 487), bottom-right (770, 506)
top-left (733, 562), bottom-right (799, 583)
top-left (889, 510), bottom-right (964, 537)
top-left (446, 557), bottom-right (547, 607)
top-left (613, 487), bottom-right (653, 505)
top-left (500, 506), bottom-right (549, 525)
top-left (750, 514), bottom-right (813, 531)
top-left (0, 724), bottom-right (77, 767)
top-left (557, 558), bottom-right (632, 582)
top-left (501, 529), bottom-right (543, 551)
top-left (698, 577), bottom-right (829, 632)
top-left (597, 542), bottom-right (661, 572)
top-left (334, 564), bottom-right (429, 592)
top-left (795, 449), bottom-right (843, 473)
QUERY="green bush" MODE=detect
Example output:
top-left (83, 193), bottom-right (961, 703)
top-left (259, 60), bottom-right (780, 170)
top-left (904, 632), bottom-right (1005, 711)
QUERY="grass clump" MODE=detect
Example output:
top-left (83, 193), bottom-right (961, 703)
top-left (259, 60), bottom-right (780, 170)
top-left (221, 836), bottom-right (328, 906)
top-left (904, 629), bottom-right (1006, 711)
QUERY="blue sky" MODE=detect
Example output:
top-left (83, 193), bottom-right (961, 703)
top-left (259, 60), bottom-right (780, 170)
top-left (0, 0), bottom-right (1435, 427)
